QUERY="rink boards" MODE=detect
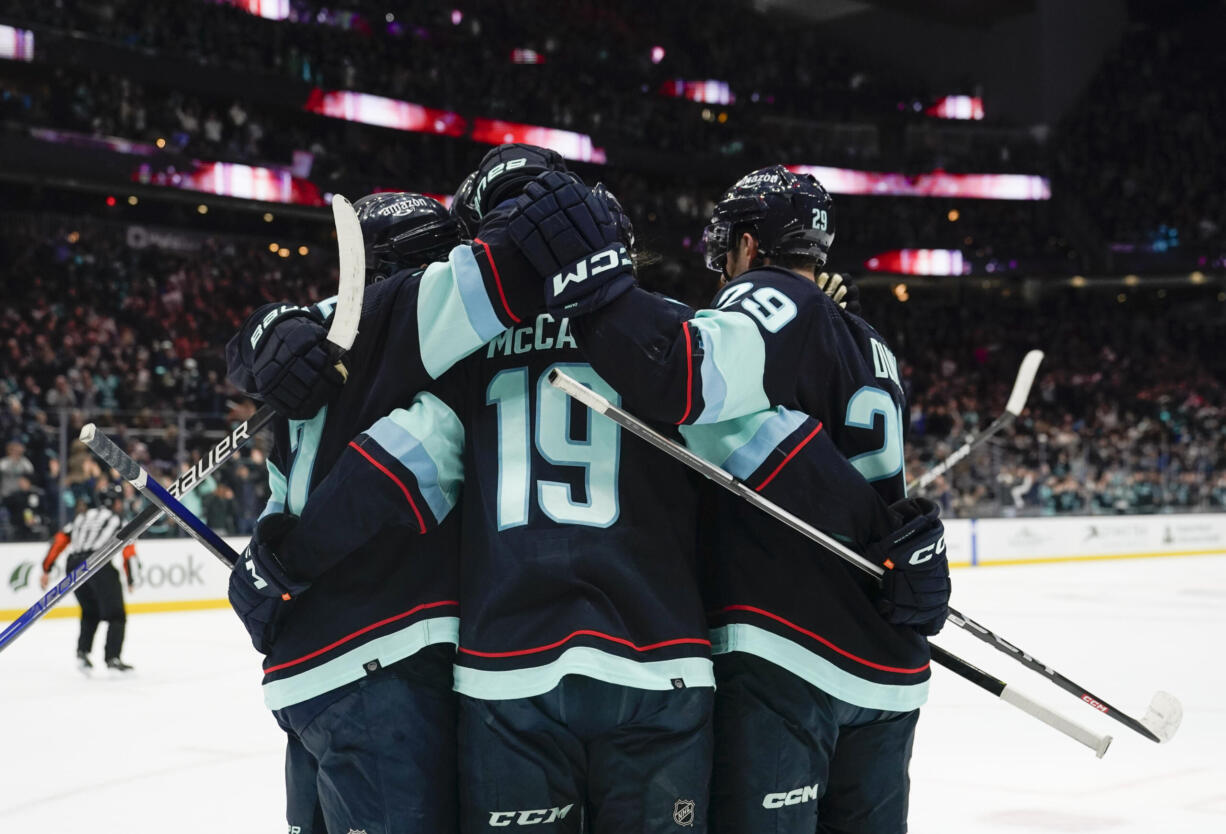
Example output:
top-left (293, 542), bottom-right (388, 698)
top-left (3, 514), bottom-right (1226, 619)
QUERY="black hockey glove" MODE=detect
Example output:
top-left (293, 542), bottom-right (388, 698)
top-left (865, 497), bottom-right (950, 636)
top-left (228, 513), bottom-right (310, 654)
top-left (237, 304), bottom-right (345, 419)
top-left (507, 171), bottom-right (636, 317)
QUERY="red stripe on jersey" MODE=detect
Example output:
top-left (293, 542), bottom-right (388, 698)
top-left (676, 321), bottom-right (695, 424)
top-left (754, 422), bottom-right (824, 492)
top-left (262, 599), bottom-right (459, 674)
top-left (458, 629), bottom-right (711, 659)
top-left (473, 238), bottom-right (522, 324)
top-left (348, 441), bottom-right (427, 534)
top-left (715, 604), bottom-right (930, 674)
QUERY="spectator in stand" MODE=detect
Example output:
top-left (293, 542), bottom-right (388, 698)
top-left (1, 440), bottom-right (35, 498)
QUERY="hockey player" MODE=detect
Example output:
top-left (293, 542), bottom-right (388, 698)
top-left (263, 168), bottom-right (937, 833)
top-left (40, 484), bottom-right (137, 673)
top-left (502, 166), bottom-right (950, 833)
top-left (224, 189), bottom-right (499, 834)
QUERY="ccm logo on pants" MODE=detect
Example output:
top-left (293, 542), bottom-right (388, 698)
top-left (489, 804), bottom-right (574, 826)
top-left (763, 783), bottom-right (820, 809)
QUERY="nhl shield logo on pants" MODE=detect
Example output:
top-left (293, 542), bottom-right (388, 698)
top-left (673, 798), bottom-right (695, 827)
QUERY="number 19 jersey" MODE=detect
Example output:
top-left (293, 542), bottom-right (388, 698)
top-left (436, 312), bottom-right (714, 701)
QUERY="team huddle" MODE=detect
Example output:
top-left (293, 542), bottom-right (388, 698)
top-left (223, 143), bottom-right (952, 834)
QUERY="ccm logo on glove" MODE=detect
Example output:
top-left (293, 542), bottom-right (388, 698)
top-left (907, 537), bottom-right (946, 566)
top-left (552, 245), bottom-right (633, 296)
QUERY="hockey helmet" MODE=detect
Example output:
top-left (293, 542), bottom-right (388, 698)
top-left (469, 143), bottom-right (568, 220)
top-left (450, 171), bottom-right (481, 239)
top-left (593, 183), bottom-right (635, 251)
top-left (353, 192), bottom-right (462, 281)
top-left (701, 165), bottom-right (835, 273)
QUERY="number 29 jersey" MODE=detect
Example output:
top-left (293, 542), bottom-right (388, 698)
top-left (435, 312), bottom-right (714, 701)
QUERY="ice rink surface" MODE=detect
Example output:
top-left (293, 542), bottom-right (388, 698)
top-left (1, 554), bottom-right (1223, 833)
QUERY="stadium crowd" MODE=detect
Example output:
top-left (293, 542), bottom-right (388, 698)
top-left (1, 216), bottom-right (1222, 541)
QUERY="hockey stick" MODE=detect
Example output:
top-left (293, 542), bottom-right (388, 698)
top-left (548, 370), bottom-right (1166, 752)
top-left (0, 195), bottom-right (367, 654)
top-left (0, 408), bottom-right (275, 654)
top-left (81, 425), bottom-right (242, 568)
top-left (908, 349), bottom-right (1044, 494)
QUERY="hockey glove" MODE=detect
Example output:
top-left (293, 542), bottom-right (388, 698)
top-left (244, 305), bottom-right (344, 419)
top-left (865, 497), bottom-right (951, 636)
top-left (508, 171), bottom-right (636, 317)
top-left (228, 513), bottom-right (310, 654)
top-left (816, 272), bottom-right (861, 316)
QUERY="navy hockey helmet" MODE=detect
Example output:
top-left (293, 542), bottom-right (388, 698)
top-left (593, 183), bottom-right (635, 251)
top-left (701, 165), bottom-right (835, 273)
top-left (353, 192), bottom-right (462, 281)
top-left (469, 143), bottom-right (568, 220)
top-left (450, 171), bottom-right (481, 239)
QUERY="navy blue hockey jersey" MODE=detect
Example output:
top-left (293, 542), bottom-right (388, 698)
top-left (226, 243), bottom-right (518, 710)
top-left (572, 268), bottom-right (931, 711)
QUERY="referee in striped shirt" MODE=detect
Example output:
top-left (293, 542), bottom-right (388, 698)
top-left (40, 483), bottom-right (137, 673)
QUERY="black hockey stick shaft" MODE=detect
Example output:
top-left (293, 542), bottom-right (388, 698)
top-left (80, 424), bottom-right (243, 569)
top-left (929, 644), bottom-right (1111, 757)
top-left (548, 371), bottom-right (1114, 754)
top-left (944, 608), bottom-right (1164, 742)
top-left (0, 405), bottom-right (275, 653)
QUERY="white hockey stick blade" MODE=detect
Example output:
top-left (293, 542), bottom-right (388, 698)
top-left (1004, 349), bottom-right (1044, 416)
top-left (328, 194), bottom-right (365, 353)
top-left (1140, 691), bottom-right (1182, 743)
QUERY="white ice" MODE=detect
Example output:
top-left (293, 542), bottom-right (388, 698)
top-left (2, 554), bottom-right (1223, 833)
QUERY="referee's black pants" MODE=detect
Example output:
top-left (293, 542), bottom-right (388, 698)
top-left (70, 555), bottom-right (126, 661)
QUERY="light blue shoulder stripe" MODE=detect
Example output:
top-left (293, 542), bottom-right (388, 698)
top-left (262, 615), bottom-right (459, 710)
top-left (363, 393), bottom-right (464, 523)
top-left (418, 246), bottom-right (505, 379)
top-left (258, 459), bottom-right (288, 521)
top-left (453, 647), bottom-right (714, 701)
top-left (680, 406), bottom-right (808, 479)
top-left (712, 624), bottom-right (929, 712)
top-left (688, 312), bottom-right (769, 424)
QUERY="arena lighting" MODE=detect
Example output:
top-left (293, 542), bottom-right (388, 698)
top-left (134, 160), bottom-right (327, 206)
top-left (1189, 271), bottom-right (1206, 284)
top-left (651, 46), bottom-right (666, 64)
top-left (1123, 274), bottom-right (1140, 286)
top-left (865, 249), bottom-right (968, 276)
top-left (263, 212), bottom-right (274, 222)
top-left (127, 196), bottom-right (138, 206)
top-left (0, 24), bottom-right (35, 62)
top-left (298, 245), bottom-right (309, 256)
top-left (197, 204), bottom-right (209, 215)
top-left (105, 196), bottom-right (116, 207)
top-left (948, 209), bottom-right (960, 222)
top-left (470, 118), bottom-right (607, 163)
top-left (926, 95), bottom-right (985, 120)
top-left (788, 165), bottom-right (1051, 200)
top-left (659, 79), bottom-right (734, 105)
top-left (268, 242), bottom-right (279, 252)
top-left (155, 137), bottom-right (166, 149)
top-left (1070, 275), bottom-right (1088, 287)
top-left (304, 89), bottom-right (467, 137)
top-left (217, 0), bottom-right (290, 20)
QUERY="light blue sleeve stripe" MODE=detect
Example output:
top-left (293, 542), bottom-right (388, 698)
top-left (286, 405), bottom-right (328, 516)
top-left (258, 459), bottom-right (288, 521)
top-left (363, 393), bottom-right (464, 523)
top-left (450, 245), bottom-right (506, 344)
top-left (313, 295), bottom-right (339, 320)
top-left (680, 406), bottom-right (808, 480)
top-left (689, 312), bottom-right (769, 424)
top-left (418, 247), bottom-right (505, 379)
